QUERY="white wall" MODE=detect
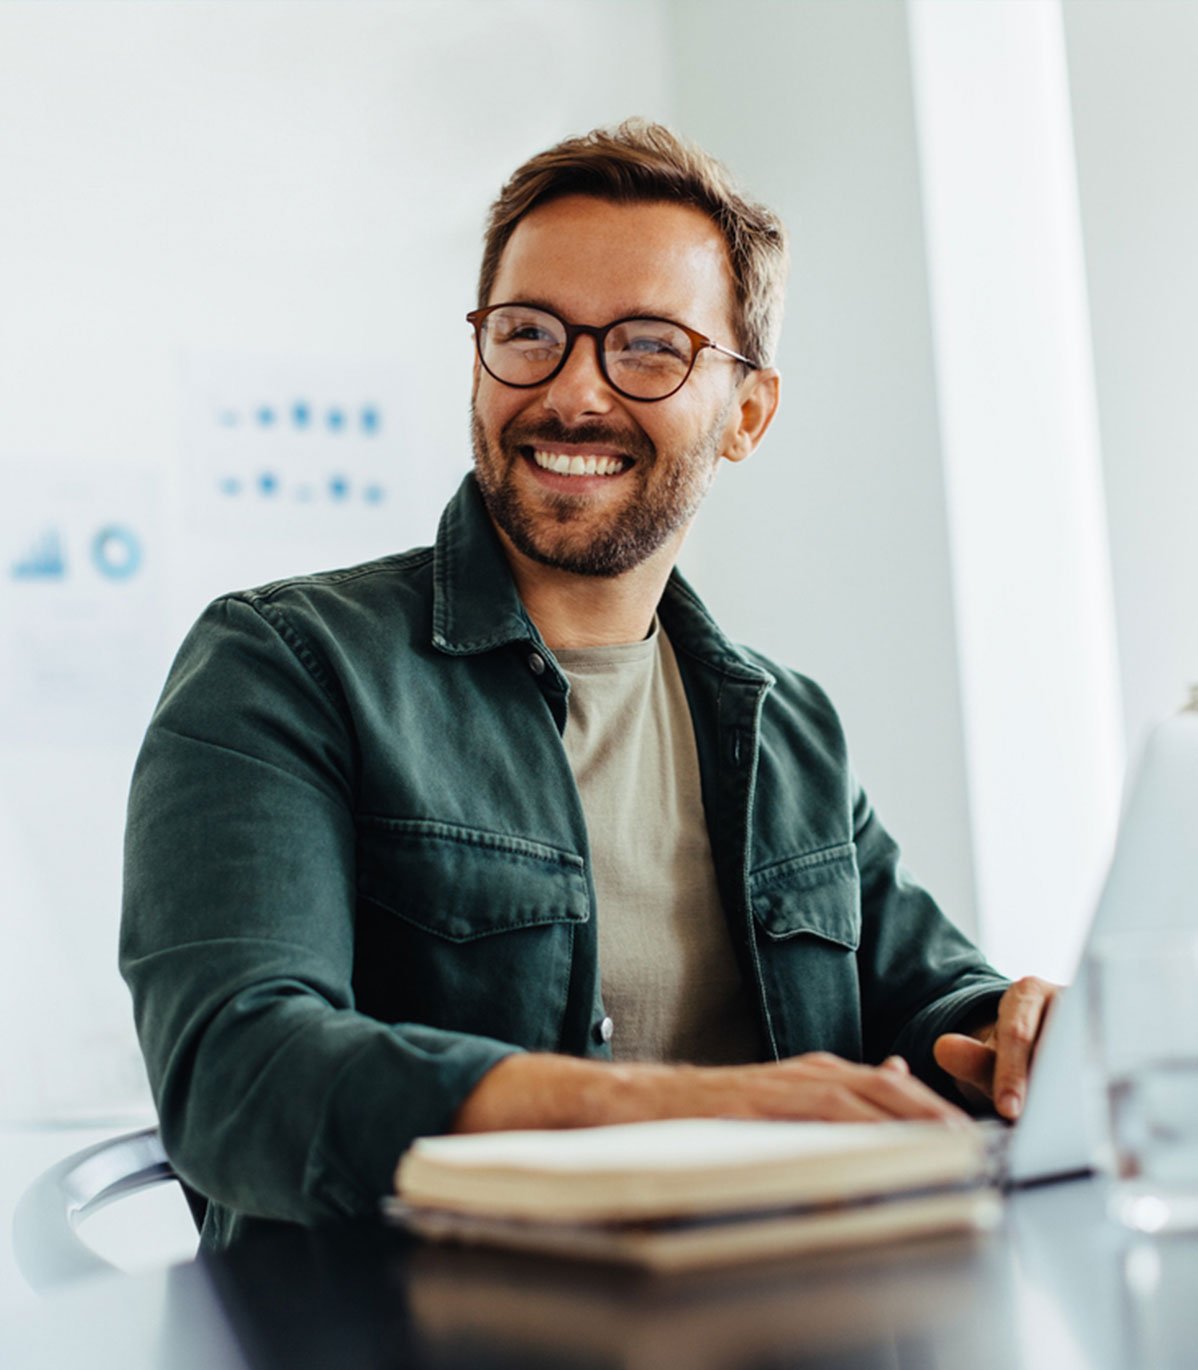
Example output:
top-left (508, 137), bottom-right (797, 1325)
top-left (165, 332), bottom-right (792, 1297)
top-left (907, 0), bottom-right (1123, 982)
top-left (1062, 0), bottom-right (1198, 752)
top-left (673, 0), bottom-right (981, 942)
top-left (0, 0), bottom-right (676, 1120)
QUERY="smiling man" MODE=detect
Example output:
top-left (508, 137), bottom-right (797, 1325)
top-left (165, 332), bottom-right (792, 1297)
top-left (468, 195), bottom-right (755, 591)
top-left (121, 121), bottom-right (1055, 1249)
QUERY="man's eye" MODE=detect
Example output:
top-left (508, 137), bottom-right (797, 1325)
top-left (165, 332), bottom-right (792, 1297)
top-left (608, 322), bottom-right (691, 366)
top-left (497, 324), bottom-right (557, 346)
top-left (611, 334), bottom-right (689, 371)
top-left (626, 336), bottom-right (683, 359)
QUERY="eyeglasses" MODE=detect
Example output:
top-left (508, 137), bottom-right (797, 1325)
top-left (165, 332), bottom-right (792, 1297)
top-left (466, 302), bottom-right (760, 403)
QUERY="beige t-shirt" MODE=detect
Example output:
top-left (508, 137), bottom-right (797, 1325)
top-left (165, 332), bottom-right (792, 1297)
top-left (555, 624), bottom-right (761, 1065)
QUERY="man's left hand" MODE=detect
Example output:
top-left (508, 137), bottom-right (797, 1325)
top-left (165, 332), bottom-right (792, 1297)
top-left (933, 976), bottom-right (1061, 1121)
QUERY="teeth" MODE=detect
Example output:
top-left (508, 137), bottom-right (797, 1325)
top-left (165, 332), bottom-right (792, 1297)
top-left (532, 449), bottom-right (625, 477)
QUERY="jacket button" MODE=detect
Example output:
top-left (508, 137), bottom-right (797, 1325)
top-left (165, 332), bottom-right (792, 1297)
top-left (595, 1015), bottom-right (614, 1044)
top-left (528, 652), bottom-right (547, 676)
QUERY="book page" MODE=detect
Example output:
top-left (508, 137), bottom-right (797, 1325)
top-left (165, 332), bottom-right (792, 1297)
top-left (406, 1118), bottom-right (975, 1173)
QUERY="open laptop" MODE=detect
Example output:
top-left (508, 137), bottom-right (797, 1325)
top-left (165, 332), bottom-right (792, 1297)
top-left (999, 697), bottom-right (1198, 1186)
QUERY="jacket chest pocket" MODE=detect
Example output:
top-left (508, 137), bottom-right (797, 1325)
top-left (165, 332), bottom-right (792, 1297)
top-left (749, 843), bottom-right (864, 1059)
top-left (353, 818), bottom-right (589, 1052)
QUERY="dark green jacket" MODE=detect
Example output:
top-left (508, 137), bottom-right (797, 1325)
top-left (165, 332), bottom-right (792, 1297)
top-left (120, 474), bottom-right (1006, 1250)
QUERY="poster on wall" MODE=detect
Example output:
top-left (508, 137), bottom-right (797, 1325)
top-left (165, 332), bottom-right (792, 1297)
top-left (179, 349), bottom-right (449, 561)
top-left (0, 460), bottom-right (167, 746)
top-left (0, 457), bottom-right (168, 1121)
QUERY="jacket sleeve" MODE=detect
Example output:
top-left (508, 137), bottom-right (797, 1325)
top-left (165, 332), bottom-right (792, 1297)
top-left (119, 595), bottom-right (520, 1232)
top-left (851, 780), bottom-right (1008, 1105)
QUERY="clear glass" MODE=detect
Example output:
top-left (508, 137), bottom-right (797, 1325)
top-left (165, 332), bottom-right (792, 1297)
top-left (1088, 933), bottom-right (1198, 1233)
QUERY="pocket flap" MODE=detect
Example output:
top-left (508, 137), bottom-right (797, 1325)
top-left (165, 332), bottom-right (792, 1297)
top-left (357, 818), bottom-right (589, 942)
top-left (749, 844), bottom-right (861, 948)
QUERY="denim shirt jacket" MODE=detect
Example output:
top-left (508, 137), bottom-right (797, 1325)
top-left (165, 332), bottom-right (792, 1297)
top-left (120, 473), bottom-right (1008, 1250)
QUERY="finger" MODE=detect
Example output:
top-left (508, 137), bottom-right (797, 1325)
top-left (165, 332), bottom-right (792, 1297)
top-left (773, 1057), bottom-right (893, 1123)
top-left (992, 978), bottom-right (1054, 1119)
top-left (858, 1066), bottom-right (969, 1123)
top-left (783, 1053), bottom-right (965, 1121)
top-left (805, 1083), bottom-right (894, 1123)
top-left (933, 1033), bottom-right (996, 1094)
top-left (744, 1067), bottom-right (894, 1123)
top-left (765, 1055), bottom-right (949, 1122)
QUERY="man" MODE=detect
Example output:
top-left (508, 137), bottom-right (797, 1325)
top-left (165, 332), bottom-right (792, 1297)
top-left (121, 121), bottom-right (1055, 1250)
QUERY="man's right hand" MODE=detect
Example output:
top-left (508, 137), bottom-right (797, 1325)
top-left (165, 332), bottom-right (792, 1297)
top-left (452, 1050), bottom-right (968, 1134)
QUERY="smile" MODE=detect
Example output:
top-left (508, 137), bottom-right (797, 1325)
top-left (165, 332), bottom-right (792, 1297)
top-left (528, 448), bottom-right (630, 477)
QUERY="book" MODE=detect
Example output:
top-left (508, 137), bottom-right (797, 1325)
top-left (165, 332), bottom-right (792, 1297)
top-left (387, 1118), bottom-right (1000, 1272)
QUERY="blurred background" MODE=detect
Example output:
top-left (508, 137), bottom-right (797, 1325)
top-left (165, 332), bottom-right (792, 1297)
top-left (1, 0), bottom-right (1196, 1298)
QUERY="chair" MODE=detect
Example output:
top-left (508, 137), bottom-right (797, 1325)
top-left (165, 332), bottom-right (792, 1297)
top-left (12, 1126), bottom-right (205, 1294)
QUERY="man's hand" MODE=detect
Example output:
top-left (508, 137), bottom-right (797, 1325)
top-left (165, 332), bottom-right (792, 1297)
top-left (675, 1052), bottom-right (970, 1125)
top-left (933, 976), bottom-right (1061, 1121)
top-left (452, 1049), bottom-right (969, 1135)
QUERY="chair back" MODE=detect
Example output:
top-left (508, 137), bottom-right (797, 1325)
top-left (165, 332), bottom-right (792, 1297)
top-left (12, 1126), bottom-right (199, 1293)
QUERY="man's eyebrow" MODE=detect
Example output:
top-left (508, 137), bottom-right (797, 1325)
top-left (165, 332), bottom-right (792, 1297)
top-left (496, 296), bottom-right (691, 324)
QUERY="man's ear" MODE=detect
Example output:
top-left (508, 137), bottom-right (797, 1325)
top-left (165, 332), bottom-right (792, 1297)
top-left (721, 368), bottom-right (781, 465)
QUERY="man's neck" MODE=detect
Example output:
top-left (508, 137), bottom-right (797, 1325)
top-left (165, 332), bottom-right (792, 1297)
top-left (496, 528), bottom-right (682, 649)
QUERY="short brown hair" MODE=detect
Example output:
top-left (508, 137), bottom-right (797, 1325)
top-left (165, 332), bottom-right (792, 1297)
top-left (478, 119), bottom-right (789, 367)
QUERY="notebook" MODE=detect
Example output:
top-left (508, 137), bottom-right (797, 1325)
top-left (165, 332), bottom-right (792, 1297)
top-left (386, 1116), bottom-right (1000, 1271)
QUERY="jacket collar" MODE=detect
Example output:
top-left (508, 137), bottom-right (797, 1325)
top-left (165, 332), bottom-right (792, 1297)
top-left (431, 473), bottom-right (773, 687)
top-left (431, 475), bottom-right (537, 655)
top-left (658, 572), bottom-right (775, 687)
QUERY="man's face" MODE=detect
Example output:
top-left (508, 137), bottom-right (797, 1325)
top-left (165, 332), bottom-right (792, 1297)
top-left (471, 195), bottom-right (748, 578)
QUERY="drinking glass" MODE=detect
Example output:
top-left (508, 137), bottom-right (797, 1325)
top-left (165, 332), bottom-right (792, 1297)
top-left (1088, 933), bottom-right (1198, 1233)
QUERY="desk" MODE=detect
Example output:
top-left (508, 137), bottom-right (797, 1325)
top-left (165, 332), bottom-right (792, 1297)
top-left (3, 1177), bottom-right (1197, 1370)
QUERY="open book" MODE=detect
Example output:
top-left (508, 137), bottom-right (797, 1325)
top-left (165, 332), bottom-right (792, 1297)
top-left (387, 1118), bottom-right (1000, 1272)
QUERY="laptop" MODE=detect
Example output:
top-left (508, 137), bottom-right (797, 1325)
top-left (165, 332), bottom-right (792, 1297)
top-left (1000, 697), bottom-right (1198, 1186)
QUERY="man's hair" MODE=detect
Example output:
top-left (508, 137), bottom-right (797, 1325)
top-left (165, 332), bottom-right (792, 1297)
top-left (478, 119), bottom-right (789, 367)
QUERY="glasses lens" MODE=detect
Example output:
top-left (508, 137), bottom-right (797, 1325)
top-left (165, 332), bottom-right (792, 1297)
top-left (604, 319), bottom-right (695, 399)
top-left (478, 306), bottom-right (567, 386)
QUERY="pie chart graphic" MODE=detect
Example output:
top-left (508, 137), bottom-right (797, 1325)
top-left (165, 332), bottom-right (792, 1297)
top-left (92, 525), bottom-right (142, 581)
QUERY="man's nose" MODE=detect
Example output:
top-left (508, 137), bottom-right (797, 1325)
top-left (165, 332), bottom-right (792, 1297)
top-left (542, 334), bottom-right (614, 422)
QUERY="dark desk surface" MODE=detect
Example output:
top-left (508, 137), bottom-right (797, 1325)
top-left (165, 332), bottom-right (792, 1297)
top-left (4, 1176), bottom-right (1198, 1370)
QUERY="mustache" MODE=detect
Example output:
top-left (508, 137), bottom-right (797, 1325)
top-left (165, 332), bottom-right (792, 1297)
top-left (501, 417), bottom-right (655, 464)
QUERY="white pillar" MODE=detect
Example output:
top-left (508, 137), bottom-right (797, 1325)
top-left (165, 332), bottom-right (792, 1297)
top-left (907, 0), bottom-right (1124, 980)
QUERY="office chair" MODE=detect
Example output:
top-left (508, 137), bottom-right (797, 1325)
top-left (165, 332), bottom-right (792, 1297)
top-left (12, 1126), bottom-right (205, 1294)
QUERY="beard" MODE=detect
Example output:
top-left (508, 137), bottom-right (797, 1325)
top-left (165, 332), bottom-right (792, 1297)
top-left (470, 403), bottom-right (728, 579)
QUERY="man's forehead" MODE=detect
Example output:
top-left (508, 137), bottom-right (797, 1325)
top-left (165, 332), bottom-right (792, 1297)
top-left (490, 195), bottom-right (736, 329)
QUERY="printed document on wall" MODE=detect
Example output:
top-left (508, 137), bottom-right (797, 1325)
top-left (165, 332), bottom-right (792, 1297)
top-left (0, 457), bottom-right (167, 1120)
top-left (179, 349), bottom-right (452, 566)
top-left (0, 460), bottom-right (167, 746)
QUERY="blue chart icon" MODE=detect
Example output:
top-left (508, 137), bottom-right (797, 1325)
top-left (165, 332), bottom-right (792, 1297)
top-left (11, 529), bottom-right (67, 580)
top-left (220, 400), bottom-right (385, 434)
top-left (92, 526), bottom-right (142, 581)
